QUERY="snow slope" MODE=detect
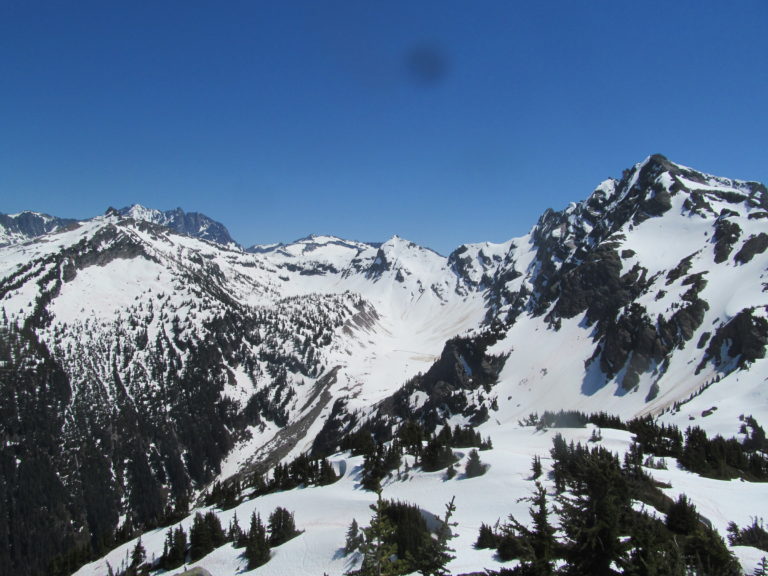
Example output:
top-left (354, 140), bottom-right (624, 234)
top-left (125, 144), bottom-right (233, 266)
top-left (73, 422), bottom-right (768, 576)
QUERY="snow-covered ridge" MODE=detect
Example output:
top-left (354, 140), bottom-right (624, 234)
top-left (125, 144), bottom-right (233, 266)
top-left (2, 155), bottom-right (768, 576)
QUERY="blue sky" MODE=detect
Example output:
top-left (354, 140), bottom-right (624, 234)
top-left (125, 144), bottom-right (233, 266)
top-left (2, 1), bottom-right (766, 254)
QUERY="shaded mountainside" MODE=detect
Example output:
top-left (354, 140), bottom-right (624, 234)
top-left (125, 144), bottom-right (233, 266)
top-left (0, 211), bottom-right (79, 246)
top-left (1, 155), bottom-right (767, 575)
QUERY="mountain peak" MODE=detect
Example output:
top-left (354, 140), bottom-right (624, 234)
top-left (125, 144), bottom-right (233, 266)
top-left (116, 204), bottom-right (237, 247)
top-left (0, 210), bottom-right (79, 246)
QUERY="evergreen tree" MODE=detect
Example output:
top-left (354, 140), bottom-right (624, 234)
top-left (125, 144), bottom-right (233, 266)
top-left (727, 517), bottom-right (768, 551)
top-left (620, 513), bottom-right (685, 576)
top-left (475, 523), bottom-right (499, 549)
top-left (204, 510), bottom-right (226, 549)
top-left (410, 496), bottom-right (457, 576)
top-left (397, 420), bottom-right (425, 457)
top-left (464, 449), bottom-right (486, 478)
top-left (682, 525), bottom-right (742, 576)
top-left (318, 458), bottom-right (339, 485)
top-left (244, 512), bottom-right (270, 569)
top-left (499, 483), bottom-right (556, 576)
top-left (556, 447), bottom-right (628, 576)
top-left (345, 519), bottom-right (365, 555)
top-left (421, 438), bottom-right (456, 472)
top-left (160, 525), bottom-right (187, 569)
top-left (228, 512), bottom-right (244, 545)
top-left (351, 489), bottom-right (401, 576)
top-left (666, 494), bottom-right (699, 535)
top-left (129, 538), bottom-right (145, 569)
top-left (268, 507), bottom-right (300, 546)
top-left (189, 512), bottom-right (213, 561)
top-left (531, 455), bottom-right (542, 480)
top-left (754, 557), bottom-right (768, 576)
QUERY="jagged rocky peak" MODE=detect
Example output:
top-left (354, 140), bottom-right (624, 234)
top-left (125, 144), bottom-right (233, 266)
top-left (366, 234), bottom-right (445, 279)
top-left (532, 154), bottom-right (765, 262)
top-left (447, 240), bottom-right (514, 289)
top-left (117, 203), bottom-right (237, 246)
top-left (0, 210), bottom-right (80, 246)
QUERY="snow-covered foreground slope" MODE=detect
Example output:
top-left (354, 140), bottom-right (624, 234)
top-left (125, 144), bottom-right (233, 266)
top-left (73, 422), bottom-right (768, 576)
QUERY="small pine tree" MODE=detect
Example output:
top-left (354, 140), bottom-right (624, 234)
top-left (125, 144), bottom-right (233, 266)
top-left (344, 518), bottom-right (364, 555)
top-left (352, 489), bottom-right (401, 576)
top-left (531, 455), bottom-right (542, 480)
top-left (189, 512), bottom-right (213, 561)
top-left (666, 494), bottom-right (699, 535)
top-left (228, 513), bottom-right (244, 545)
top-left (130, 538), bottom-right (145, 569)
top-left (475, 522), bottom-right (499, 549)
top-left (683, 525), bottom-right (742, 576)
top-left (318, 458), bottom-right (338, 485)
top-left (464, 449), bottom-right (486, 478)
top-left (499, 483), bottom-right (556, 575)
top-left (244, 512), bottom-right (270, 569)
top-left (754, 556), bottom-right (768, 576)
top-left (268, 507), bottom-right (300, 546)
top-left (160, 525), bottom-right (187, 569)
top-left (410, 496), bottom-right (457, 576)
top-left (204, 510), bottom-right (226, 548)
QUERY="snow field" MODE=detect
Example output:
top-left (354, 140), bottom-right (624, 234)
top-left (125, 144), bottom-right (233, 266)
top-left (74, 424), bottom-right (768, 576)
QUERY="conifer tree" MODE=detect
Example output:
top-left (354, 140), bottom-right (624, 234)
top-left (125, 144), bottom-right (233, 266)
top-left (464, 449), bottom-right (486, 478)
top-left (620, 512), bottom-right (685, 576)
top-left (531, 455), bottom-right (543, 480)
top-left (268, 507), bottom-right (300, 546)
top-left (130, 537), bottom-right (146, 569)
top-left (410, 496), bottom-right (457, 576)
top-left (351, 489), bottom-right (400, 576)
top-left (345, 518), bottom-right (365, 555)
top-left (666, 494), bottom-right (699, 535)
top-left (318, 458), bottom-right (338, 485)
top-left (475, 523), bottom-right (499, 549)
top-left (228, 512), bottom-right (244, 545)
top-left (682, 525), bottom-right (742, 576)
top-left (244, 512), bottom-right (270, 569)
top-left (204, 510), bottom-right (226, 549)
top-left (160, 525), bottom-right (187, 569)
top-left (556, 448), bottom-right (628, 576)
top-left (189, 512), bottom-right (213, 561)
top-left (500, 483), bottom-right (556, 575)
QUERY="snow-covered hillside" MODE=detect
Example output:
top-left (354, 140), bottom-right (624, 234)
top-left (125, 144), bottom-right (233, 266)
top-left (2, 154), bottom-right (767, 575)
top-left (73, 421), bottom-right (768, 576)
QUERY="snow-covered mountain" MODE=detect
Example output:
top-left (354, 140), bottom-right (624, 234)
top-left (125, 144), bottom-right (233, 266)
top-left (0, 205), bottom-right (236, 248)
top-left (116, 205), bottom-right (238, 247)
top-left (2, 154), bottom-right (767, 576)
top-left (0, 210), bottom-right (79, 246)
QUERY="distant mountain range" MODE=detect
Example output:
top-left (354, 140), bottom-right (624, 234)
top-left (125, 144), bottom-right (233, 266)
top-left (2, 154), bottom-right (767, 576)
top-left (0, 204), bottom-right (236, 248)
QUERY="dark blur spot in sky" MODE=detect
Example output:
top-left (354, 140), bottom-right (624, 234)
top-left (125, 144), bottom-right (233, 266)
top-left (404, 43), bottom-right (449, 86)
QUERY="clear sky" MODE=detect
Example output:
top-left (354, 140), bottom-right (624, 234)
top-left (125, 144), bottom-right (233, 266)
top-left (1, 2), bottom-right (766, 254)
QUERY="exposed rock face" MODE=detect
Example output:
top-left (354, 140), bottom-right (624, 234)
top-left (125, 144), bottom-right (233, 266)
top-left (118, 205), bottom-right (237, 246)
top-left (699, 308), bottom-right (768, 372)
top-left (713, 217), bottom-right (741, 263)
top-left (734, 232), bottom-right (768, 264)
top-left (0, 211), bottom-right (79, 245)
